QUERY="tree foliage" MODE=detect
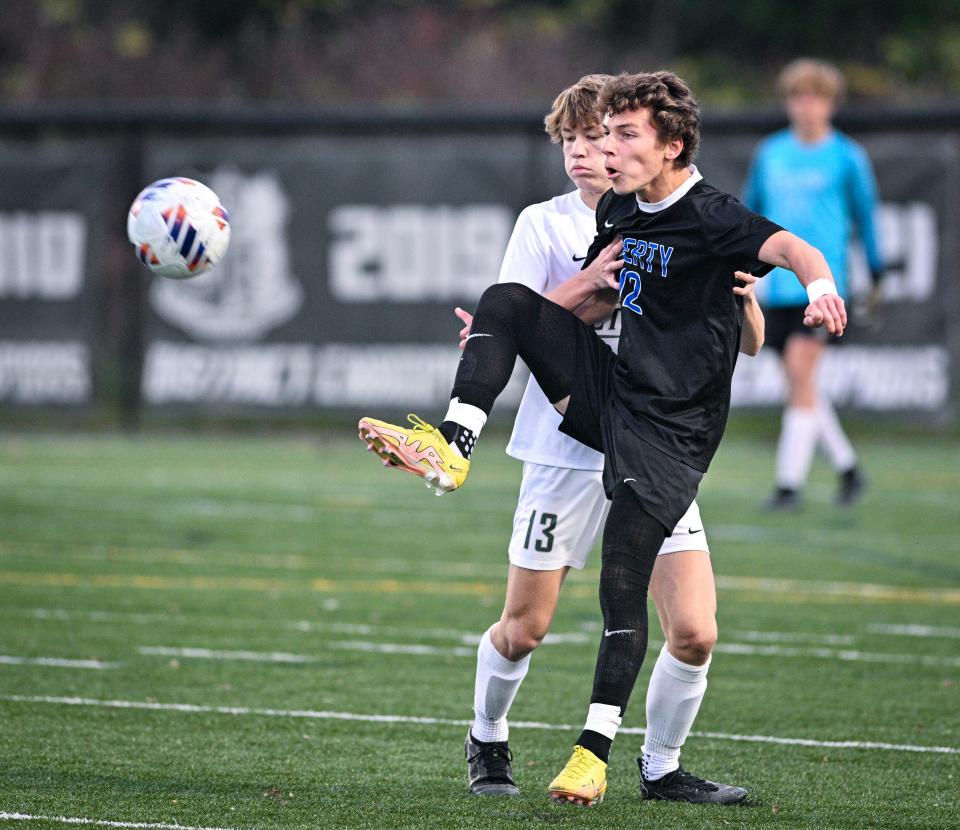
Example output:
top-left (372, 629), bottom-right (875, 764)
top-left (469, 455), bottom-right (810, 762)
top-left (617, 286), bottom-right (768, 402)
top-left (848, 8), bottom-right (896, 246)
top-left (4, 0), bottom-right (959, 104)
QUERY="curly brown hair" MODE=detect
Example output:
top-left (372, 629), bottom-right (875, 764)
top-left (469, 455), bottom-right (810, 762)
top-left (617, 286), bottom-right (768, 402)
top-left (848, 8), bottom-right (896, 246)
top-left (598, 71), bottom-right (701, 168)
top-left (543, 74), bottom-right (610, 143)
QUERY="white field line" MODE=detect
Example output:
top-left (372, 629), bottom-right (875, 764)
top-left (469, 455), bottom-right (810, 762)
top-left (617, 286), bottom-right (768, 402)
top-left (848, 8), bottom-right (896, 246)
top-left (539, 632), bottom-right (593, 645)
top-left (727, 630), bottom-right (855, 646)
top-left (135, 639), bottom-right (960, 668)
top-left (2, 694), bottom-right (957, 756)
top-left (23, 608), bottom-right (172, 625)
top-left (11, 608), bottom-right (958, 666)
top-left (0, 812), bottom-right (239, 830)
top-left (0, 656), bottom-right (116, 669)
top-left (18, 606), bottom-right (589, 645)
top-left (711, 642), bottom-right (960, 667)
top-left (137, 643), bottom-right (474, 660)
top-left (137, 646), bottom-right (318, 664)
top-left (328, 641), bottom-right (475, 657)
top-left (15, 607), bottom-right (485, 642)
top-left (10, 607), bottom-right (948, 650)
top-left (139, 643), bottom-right (478, 660)
top-left (869, 623), bottom-right (960, 639)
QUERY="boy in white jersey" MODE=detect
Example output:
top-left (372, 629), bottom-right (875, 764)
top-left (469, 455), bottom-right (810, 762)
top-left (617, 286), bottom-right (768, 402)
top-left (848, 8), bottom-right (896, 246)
top-left (456, 74), bottom-right (764, 804)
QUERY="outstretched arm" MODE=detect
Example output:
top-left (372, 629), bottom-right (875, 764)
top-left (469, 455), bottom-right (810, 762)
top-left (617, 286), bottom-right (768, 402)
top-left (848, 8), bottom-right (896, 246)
top-left (758, 230), bottom-right (848, 335)
top-left (733, 271), bottom-right (764, 356)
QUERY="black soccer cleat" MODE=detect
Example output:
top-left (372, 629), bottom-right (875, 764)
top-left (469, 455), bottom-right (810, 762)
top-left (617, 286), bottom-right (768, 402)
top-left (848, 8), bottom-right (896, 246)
top-left (639, 763), bottom-right (748, 805)
top-left (836, 466), bottom-right (866, 508)
top-left (465, 731), bottom-right (520, 796)
top-left (764, 486), bottom-right (800, 512)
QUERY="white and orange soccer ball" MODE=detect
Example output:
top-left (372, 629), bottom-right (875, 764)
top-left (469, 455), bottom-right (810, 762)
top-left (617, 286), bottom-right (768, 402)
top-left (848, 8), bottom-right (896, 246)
top-left (127, 177), bottom-right (231, 279)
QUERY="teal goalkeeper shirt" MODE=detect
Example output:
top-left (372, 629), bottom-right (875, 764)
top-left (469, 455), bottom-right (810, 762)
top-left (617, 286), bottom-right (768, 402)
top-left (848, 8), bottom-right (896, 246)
top-left (742, 128), bottom-right (884, 307)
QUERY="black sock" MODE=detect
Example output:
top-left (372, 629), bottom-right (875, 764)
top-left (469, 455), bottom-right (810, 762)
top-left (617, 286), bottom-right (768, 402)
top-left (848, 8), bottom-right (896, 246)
top-left (439, 422), bottom-right (477, 459)
top-left (576, 729), bottom-right (613, 764)
top-left (589, 486), bottom-right (666, 715)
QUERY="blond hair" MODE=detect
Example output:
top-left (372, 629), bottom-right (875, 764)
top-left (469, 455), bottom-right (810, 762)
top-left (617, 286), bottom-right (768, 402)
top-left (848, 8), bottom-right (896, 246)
top-left (777, 59), bottom-right (846, 101)
top-left (544, 74), bottom-right (610, 143)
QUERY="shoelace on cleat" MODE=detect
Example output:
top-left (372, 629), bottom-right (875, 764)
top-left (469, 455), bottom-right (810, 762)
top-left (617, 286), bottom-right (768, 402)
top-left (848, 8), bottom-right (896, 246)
top-left (562, 746), bottom-right (602, 781)
top-left (659, 767), bottom-right (719, 793)
top-left (406, 413), bottom-right (440, 435)
top-left (467, 743), bottom-right (514, 781)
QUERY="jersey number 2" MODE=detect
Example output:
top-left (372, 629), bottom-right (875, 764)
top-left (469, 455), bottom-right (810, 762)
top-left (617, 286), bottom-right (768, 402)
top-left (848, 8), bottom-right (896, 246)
top-left (524, 510), bottom-right (557, 552)
top-left (620, 270), bottom-right (643, 315)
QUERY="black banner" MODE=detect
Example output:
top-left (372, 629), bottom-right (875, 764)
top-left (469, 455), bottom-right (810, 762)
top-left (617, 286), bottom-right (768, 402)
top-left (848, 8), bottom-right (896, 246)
top-left (0, 142), bottom-right (111, 406)
top-left (138, 135), bottom-right (566, 409)
top-left (0, 126), bottom-right (955, 418)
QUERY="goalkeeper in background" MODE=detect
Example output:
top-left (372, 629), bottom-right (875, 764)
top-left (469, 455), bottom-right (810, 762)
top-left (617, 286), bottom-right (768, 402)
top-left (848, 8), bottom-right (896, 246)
top-left (743, 59), bottom-right (885, 510)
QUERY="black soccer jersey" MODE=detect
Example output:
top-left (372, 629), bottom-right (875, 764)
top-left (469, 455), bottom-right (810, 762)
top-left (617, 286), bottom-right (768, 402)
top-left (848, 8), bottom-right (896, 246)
top-left (582, 178), bottom-right (782, 472)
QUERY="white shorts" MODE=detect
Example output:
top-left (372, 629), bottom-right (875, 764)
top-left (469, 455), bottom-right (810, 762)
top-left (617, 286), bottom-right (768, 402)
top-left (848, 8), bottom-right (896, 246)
top-left (508, 462), bottom-right (709, 571)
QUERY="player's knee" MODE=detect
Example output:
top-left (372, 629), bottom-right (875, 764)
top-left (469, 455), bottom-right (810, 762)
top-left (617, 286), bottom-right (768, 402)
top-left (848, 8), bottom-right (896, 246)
top-left (667, 619), bottom-right (717, 665)
top-left (483, 281), bottom-right (539, 304)
top-left (476, 282), bottom-right (539, 324)
top-left (499, 616), bottom-right (547, 660)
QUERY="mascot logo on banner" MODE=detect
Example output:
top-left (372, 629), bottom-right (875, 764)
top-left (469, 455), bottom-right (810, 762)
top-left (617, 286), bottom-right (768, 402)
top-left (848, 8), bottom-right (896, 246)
top-left (150, 169), bottom-right (302, 342)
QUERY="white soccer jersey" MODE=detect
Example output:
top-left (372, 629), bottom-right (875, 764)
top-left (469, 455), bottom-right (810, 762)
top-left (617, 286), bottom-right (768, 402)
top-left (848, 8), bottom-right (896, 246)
top-left (500, 190), bottom-right (621, 471)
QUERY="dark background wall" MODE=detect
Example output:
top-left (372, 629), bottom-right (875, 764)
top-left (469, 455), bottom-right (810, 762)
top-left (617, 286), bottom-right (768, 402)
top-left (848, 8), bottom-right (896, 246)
top-left (1, 103), bottom-right (957, 426)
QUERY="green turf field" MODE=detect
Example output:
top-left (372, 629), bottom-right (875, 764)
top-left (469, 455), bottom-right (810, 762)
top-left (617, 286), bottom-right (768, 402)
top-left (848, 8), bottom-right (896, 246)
top-left (0, 428), bottom-right (958, 830)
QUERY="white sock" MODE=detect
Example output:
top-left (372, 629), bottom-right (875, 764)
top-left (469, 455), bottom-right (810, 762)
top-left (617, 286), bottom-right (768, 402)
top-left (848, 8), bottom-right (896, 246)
top-left (775, 406), bottom-right (819, 490)
top-left (641, 645), bottom-right (710, 781)
top-left (471, 627), bottom-right (530, 743)
top-left (583, 702), bottom-right (623, 743)
top-left (443, 398), bottom-right (488, 459)
top-left (444, 398), bottom-right (487, 435)
top-left (817, 399), bottom-right (857, 472)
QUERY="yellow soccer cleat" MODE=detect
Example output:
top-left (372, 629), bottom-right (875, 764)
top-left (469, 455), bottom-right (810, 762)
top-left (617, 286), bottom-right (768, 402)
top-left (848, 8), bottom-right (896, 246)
top-left (548, 745), bottom-right (608, 807)
top-left (358, 414), bottom-right (470, 495)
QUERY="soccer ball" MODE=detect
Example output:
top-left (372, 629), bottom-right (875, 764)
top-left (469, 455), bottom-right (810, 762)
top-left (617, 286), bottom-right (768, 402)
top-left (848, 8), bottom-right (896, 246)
top-left (127, 177), bottom-right (231, 279)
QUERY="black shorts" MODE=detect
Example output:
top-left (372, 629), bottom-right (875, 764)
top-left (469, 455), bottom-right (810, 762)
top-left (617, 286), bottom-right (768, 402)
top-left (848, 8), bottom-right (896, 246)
top-left (764, 304), bottom-right (828, 354)
top-left (557, 323), bottom-right (702, 534)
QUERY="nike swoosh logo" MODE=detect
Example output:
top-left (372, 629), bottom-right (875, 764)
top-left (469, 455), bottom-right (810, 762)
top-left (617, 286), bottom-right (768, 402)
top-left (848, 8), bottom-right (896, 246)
top-left (464, 333), bottom-right (492, 341)
top-left (604, 220), bottom-right (615, 228)
top-left (604, 628), bottom-right (635, 637)
top-left (572, 255), bottom-right (586, 262)
top-left (687, 527), bottom-right (703, 534)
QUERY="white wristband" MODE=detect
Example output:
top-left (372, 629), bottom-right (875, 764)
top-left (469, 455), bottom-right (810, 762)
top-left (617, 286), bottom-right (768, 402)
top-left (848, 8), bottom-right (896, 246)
top-left (806, 278), bottom-right (838, 303)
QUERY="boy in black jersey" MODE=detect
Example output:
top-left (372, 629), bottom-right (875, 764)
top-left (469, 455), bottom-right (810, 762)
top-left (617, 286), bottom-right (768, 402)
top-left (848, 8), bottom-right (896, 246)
top-left (359, 71), bottom-right (846, 805)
